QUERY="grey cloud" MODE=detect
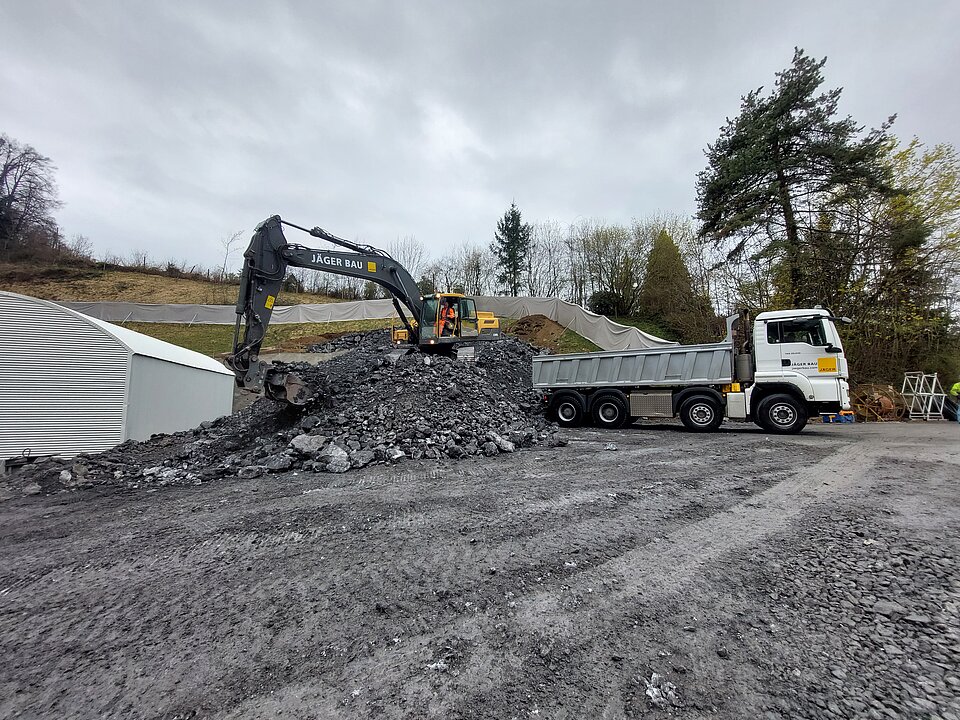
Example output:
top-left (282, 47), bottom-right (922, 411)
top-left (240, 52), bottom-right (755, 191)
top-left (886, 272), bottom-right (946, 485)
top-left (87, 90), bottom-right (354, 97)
top-left (1, 0), bottom-right (957, 268)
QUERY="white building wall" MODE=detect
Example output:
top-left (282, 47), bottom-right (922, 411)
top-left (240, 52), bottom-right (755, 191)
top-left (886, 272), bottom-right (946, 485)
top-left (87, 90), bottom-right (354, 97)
top-left (0, 293), bottom-right (128, 464)
top-left (125, 355), bottom-right (234, 441)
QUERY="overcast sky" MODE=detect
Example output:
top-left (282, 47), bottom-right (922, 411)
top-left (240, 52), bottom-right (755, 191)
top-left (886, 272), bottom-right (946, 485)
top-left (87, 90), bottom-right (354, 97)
top-left (2, 1), bottom-right (958, 269)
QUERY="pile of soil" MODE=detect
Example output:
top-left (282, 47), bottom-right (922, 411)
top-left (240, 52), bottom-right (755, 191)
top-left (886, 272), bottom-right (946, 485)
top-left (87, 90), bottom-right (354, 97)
top-left (510, 314), bottom-right (566, 351)
top-left (15, 331), bottom-right (563, 494)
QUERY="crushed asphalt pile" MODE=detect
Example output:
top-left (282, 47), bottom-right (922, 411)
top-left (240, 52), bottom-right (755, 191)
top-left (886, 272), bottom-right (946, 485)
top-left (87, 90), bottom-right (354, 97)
top-left (15, 331), bottom-right (565, 495)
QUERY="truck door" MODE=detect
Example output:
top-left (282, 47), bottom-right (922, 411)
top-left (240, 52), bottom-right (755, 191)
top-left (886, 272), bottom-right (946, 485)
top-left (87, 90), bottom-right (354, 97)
top-left (766, 317), bottom-right (842, 402)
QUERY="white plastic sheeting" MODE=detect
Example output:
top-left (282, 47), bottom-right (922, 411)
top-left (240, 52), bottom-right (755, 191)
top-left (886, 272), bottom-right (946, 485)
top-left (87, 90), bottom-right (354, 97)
top-left (59, 297), bottom-right (676, 351)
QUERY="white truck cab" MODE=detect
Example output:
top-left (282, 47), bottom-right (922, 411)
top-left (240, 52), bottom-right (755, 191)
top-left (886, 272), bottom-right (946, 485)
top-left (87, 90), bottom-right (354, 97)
top-left (753, 308), bottom-right (851, 409)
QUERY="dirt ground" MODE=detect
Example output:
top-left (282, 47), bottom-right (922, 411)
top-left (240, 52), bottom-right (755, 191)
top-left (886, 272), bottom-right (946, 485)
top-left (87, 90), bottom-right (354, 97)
top-left (1, 421), bottom-right (957, 719)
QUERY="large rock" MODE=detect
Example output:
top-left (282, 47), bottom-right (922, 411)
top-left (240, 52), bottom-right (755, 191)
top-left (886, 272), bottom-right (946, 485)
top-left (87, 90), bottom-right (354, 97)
top-left (263, 454), bottom-right (294, 472)
top-left (289, 433), bottom-right (328, 455)
top-left (318, 444), bottom-right (350, 473)
top-left (487, 432), bottom-right (515, 453)
top-left (350, 450), bottom-right (376, 468)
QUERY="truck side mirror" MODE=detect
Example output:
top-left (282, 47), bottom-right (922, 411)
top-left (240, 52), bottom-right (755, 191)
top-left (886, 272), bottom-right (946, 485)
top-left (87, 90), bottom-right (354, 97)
top-left (825, 345), bottom-right (842, 354)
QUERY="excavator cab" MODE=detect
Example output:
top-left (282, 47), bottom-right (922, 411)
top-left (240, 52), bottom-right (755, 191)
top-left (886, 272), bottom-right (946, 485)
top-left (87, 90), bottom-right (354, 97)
top-left (391, 293), bottom-right (500, 349)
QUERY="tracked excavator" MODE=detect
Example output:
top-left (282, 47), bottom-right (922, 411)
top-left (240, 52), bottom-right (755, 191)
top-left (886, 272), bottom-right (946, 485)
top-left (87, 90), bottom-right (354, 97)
top-left (226, 215), bottom-right (501, 404)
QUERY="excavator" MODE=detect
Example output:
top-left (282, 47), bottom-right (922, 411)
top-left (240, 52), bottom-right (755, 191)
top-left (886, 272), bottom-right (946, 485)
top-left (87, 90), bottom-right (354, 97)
top-left (225, 215), bottom-right (501, 404)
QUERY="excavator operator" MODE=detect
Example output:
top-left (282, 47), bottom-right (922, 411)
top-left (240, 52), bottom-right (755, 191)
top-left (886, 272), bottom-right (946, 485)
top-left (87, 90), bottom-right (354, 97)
top-left (439, 298), bottom-right (457, 337)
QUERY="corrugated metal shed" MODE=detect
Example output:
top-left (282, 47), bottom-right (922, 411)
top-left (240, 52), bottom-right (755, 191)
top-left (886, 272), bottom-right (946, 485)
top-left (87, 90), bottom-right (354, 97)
top-left (0, 291), bottom-right (234, 469)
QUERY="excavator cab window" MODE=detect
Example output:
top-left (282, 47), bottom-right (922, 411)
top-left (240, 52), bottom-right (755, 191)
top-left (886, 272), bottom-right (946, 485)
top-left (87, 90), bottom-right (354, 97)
top-left (421, 297), bottom-right (438, 340)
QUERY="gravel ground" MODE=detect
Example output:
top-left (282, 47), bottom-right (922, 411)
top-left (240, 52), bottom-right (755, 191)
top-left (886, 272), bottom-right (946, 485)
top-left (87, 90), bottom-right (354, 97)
top-left (0, 421), bottom-right (957, 719)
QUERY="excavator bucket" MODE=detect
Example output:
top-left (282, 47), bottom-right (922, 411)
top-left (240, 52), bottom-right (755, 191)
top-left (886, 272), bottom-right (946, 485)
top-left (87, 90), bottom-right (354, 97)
top-left (264, 370), bottom-right (314, 406)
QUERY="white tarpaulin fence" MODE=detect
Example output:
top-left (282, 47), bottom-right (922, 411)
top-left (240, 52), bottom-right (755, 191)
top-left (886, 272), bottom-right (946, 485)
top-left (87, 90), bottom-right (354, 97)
top-left (59, 297), bottom-right (676, 351)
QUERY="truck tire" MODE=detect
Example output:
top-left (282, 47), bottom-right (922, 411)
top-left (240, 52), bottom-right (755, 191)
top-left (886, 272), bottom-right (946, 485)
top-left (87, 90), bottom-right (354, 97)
top-left (590, 392), bottom-right (629, 429)
top-left (679, 395), bottom-right (723, 432)
top-left (550, 392), bottom-right (586, 428)
top-left (757, 394), bottom-right (808, 434)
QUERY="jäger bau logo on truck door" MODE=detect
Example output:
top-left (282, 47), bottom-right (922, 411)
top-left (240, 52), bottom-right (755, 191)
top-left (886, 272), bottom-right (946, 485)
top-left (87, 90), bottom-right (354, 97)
top-left (782, 353), bottom-right (839, 373)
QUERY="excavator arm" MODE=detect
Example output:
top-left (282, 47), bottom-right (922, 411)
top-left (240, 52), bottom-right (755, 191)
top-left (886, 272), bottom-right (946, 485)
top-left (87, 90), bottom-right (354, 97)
top-left (226, 215), bottom-right (425, 402)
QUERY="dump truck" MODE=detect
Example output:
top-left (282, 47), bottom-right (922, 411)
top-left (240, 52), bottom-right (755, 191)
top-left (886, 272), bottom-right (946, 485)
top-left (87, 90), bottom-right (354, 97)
top-left (534, 308), bottom-right (852, 434)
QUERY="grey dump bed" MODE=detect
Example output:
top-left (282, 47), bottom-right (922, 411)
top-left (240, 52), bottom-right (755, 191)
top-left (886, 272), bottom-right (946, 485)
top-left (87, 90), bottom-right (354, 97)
top-left (532, 341), bottom-right (734, 389)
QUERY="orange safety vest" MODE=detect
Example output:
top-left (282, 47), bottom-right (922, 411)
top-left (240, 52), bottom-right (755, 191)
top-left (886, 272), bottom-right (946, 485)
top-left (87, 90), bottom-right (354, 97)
top-left (439, 306), bottom-right (455, 335)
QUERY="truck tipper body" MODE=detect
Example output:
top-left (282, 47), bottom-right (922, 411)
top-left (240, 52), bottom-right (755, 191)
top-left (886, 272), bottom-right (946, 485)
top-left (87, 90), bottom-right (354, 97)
top-left (534, 308), bottom-right (851, 434)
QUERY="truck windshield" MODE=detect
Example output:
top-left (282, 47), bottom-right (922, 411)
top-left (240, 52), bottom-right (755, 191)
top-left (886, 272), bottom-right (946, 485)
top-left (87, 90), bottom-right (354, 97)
top-left (767, 318), bottom-right (828, 346)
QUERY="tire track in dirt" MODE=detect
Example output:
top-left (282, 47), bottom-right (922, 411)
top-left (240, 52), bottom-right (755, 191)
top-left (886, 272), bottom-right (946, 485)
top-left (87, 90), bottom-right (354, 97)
top-left (202, 436), bottom-right (859, 719)
top-left (514, 440), bottom-right (889, 633)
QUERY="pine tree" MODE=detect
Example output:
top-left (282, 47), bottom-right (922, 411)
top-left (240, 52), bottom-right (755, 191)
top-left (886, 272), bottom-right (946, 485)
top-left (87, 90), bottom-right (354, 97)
top-left (491, 203), bottom-right (532, 296)
top-left (696, 48), bottom-right (895, 306)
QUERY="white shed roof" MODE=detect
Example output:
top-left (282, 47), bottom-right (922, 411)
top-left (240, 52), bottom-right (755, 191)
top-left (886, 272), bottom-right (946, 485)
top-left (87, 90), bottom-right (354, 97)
top-left (2, 292), bottom-right (232, 375)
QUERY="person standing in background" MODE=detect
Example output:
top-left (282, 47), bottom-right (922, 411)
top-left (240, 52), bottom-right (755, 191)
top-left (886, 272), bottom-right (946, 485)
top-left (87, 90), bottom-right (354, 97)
top-left (950, 379), bottom-right (960, 424)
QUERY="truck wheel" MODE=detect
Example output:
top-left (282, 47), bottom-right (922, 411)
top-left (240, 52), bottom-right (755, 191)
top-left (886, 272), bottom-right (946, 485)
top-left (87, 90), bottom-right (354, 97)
top-left (679, 395), bottom-right (723, 432)
top-left (591, 392), bottom-right (629, 429)
top-left (757, 394), bottom-right (808, 434)
top-left (551, 393), bottom-right (585, 428)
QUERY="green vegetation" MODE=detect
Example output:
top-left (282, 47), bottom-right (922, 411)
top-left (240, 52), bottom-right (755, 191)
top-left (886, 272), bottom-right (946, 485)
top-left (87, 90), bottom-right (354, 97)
top-left (556, 330), bottom-right (601, 354)
top-left (636, 230), bottom-right (716, 343)
top-left (610, 316), bottom-right (679, 343)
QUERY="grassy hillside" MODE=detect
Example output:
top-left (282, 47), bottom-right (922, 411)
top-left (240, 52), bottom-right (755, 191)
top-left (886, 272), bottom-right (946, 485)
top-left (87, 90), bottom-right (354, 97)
top-left (121, 320), bottom-right (393, 356)
top-left (0, 264), bottom-right (339, 305)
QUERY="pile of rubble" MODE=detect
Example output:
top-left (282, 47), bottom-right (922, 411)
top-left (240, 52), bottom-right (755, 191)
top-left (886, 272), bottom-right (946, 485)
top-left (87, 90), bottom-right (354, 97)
top-left (16, 331), bottom-right (565, 494)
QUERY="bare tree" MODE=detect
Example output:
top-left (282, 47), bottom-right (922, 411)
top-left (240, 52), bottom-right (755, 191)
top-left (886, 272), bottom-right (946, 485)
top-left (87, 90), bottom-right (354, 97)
top-left (68, 234), bottom-right (94, 261)
top-left (425, 255), bottom-right (462, 294)
top-left (128, 249), bottom-right (150, 270)
top-left (423, 242), bottom-right (498, 296)
top-left (219, 230), bottom-right (244, 282)
top-left (388, 235), bottom-right (426, 280)
top-left (0, 134), bottom-right (62, 259)
top-left (527, 220), bottom-right (568, 298)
